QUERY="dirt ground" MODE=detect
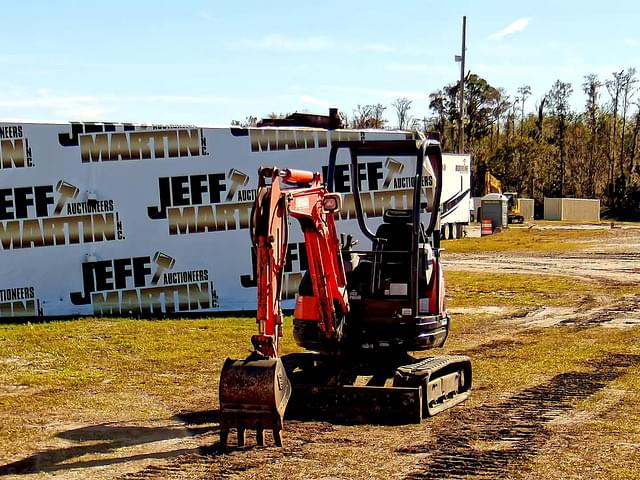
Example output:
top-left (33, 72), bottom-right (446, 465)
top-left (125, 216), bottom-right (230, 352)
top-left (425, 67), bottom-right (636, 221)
top-left (450, 224), bottom-right (640, 285)
top-left (446, 225), bottom-right (640, 330)
top-left (2, 225), bottom-right (640, 479)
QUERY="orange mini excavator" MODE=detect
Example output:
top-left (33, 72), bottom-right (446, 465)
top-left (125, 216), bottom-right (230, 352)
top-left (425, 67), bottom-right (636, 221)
top-left (218, 135), bottom-right (472, 448)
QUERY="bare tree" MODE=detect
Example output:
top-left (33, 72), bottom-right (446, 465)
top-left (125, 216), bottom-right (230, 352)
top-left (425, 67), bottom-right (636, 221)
top-left (489, 88), bottom-right (510, 148)
top-left (619, 68), bottom-right (638, 175)
top-left (631, 102), bottom-right (640, 174)
top-left (606, 70), bottom-right (625, 193)
top-left (546, 80), bottom-right (574, 197)
top-left (534, 95), bottom-right (547, 141)
top-left (351, 104), bottom-right (387, 129)
top-left (582, 74), bottom-right (602, 197)
top-left (392, 97), bottom-right (414, 130)
top-left (231, 116), bottom-right (258, 127)
top-left (508, 97), bottom-right (519, 143)
top-left (351, 105), bottom-right (374, 128)
top-left (371, 103), bottom-right (387, 129)
top-left (517, 85), bottom-right (532, 134)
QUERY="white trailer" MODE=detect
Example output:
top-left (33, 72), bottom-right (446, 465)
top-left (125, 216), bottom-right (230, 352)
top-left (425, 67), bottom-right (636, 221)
top-left (439, 153), bottom-right (471, 239)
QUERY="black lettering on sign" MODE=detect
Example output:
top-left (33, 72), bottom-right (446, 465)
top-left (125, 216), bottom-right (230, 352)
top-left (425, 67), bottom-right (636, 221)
top-left (70, 256), bottom-right (152, 305)
top-left (147, 174), bottom-right (227, 219)
top-left (0, 186), bottom-right (55, 220)
top-left (240, 242), bottom-right (308, 288)
top-left (322, 161), bottom-right (384, 193)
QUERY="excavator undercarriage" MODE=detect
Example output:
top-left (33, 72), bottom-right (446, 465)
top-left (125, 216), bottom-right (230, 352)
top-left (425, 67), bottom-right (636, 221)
top-left (218, 135), bottom-right (472, 448)
top-left (284, 352), bottom-right (471, 424)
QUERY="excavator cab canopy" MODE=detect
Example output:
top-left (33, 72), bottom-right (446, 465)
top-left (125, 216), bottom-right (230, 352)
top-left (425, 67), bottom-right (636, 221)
top-left (327, 137), bottom-right (443, 240)
top-left (324, 136), bottom-right (445, 344)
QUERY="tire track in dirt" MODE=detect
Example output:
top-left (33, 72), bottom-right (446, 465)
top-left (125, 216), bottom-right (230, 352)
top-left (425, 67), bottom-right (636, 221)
top-left (444, 251), bottom-right (640, 285)
top-left (501, 293), bottom-right (640, 329)
top-left (399, 353), bottom-right (640, 480)
top-left (457, 338), bottom-right (525, 357)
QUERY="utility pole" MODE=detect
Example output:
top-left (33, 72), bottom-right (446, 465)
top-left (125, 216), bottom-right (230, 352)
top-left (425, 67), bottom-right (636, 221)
top-left (455, 16), bottom-right (467, 154)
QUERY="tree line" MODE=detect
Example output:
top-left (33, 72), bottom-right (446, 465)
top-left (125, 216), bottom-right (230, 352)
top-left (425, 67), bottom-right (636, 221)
top-left (425, 69), bottom-right (639, 218)
top-left (233, 68), bottom-right (640, 218)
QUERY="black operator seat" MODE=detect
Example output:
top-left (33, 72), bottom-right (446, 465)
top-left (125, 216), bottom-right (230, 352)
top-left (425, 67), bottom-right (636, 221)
top-left (374, 209), bottom-right (413, 286)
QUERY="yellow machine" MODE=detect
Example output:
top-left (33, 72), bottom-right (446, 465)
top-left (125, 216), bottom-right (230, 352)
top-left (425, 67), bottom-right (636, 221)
top-left (484, 171), bottom-right (502, 194)
top-left (483, 171), bottom-right (524, 224)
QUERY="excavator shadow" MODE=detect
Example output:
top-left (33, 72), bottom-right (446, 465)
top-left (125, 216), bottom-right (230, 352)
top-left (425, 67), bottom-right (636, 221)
top-left (0, 412), bottom-right (221, 476)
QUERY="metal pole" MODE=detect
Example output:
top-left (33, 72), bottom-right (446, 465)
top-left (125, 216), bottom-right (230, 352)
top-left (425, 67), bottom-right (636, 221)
top-left (458, 16), bottom-right (466, 154)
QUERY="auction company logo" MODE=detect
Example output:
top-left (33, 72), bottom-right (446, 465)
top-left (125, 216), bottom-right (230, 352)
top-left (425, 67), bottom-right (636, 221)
top-left (319, 157), bottom-right (429, 221)
top-left (0, 180), bottom-right (124, 250)
top-left (240, 241), bottom-right (309, 300)
top-left (0, 125), bottom-right (33, 170)
top-left (69, 251), bottom-right (218, 315)
top-left (247, 128), bottom-right (414, 153)
top-left (58, 122), bottom-right (207, 162)
top-left (0, 286), bottom-right (42, 318)
top-left (146, 169), bottom-right (257, 235)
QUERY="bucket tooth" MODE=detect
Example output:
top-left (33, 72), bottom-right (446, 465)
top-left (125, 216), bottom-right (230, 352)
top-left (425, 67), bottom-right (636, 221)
top-left (256, 423), bottom-right (264, 446)
top-left (220, 427), bottom-right (229, 450)
top-left (219, 420), bottom-right (282, 449)
top-left (237, 424), bottom-right (246, 447)
top-left (273, 426), bottom-right (283, 447)
top-left (218, 356), bottom-right (292, 448)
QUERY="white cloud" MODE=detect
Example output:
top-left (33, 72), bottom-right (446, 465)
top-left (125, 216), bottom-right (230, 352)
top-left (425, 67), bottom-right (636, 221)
top-left (624, 38), bottom-right (640, 47)
top-left (489, 18), bottom-right (531, 40)
top-left (0, 87), bottom-right (244, 122)
top-left (240, 34), bottom-right (332, 51)
top-left (385, 63), bottom-right (452, 75)
top-left (299, 95), bottom-right (334, 109)
top-left (200, 11), bottom-right (221, 24)
top-left (236, 34), bottom-right (394, 53)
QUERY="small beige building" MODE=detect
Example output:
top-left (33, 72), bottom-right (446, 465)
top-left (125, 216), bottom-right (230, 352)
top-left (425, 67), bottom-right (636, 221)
top-left (517, 198), bottom-right (535, 222)
top-left (544, 198), bottom-right (601, 222)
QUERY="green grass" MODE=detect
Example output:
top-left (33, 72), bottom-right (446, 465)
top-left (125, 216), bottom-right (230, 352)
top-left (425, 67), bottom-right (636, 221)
top-left (442, 227), bottom-right (612, 254)
top-left (464, 326), bottom-right (640, 395)
top-left (445, 270), bottom-right (640, 309)
top-left (0, 319), bottom-right (299, 417)
top-left (0, 317), bottom-right (306, 460)
top-left (0, 317), bottom-right (302, 397)
top-left (525, 360), bottom-right (640, 480)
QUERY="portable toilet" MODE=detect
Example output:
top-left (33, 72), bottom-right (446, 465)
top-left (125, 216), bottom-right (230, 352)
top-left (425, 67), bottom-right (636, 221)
top-left (481, 193), bottom-right (508, 229)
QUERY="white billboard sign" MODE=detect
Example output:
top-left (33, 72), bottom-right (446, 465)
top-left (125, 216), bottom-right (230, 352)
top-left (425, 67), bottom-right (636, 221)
top-left (1, 122), bottom-right (430, 318)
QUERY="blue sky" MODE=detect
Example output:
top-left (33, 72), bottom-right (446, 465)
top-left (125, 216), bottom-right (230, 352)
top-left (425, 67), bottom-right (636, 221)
top-left (2, 0), bottom-right (639, 126)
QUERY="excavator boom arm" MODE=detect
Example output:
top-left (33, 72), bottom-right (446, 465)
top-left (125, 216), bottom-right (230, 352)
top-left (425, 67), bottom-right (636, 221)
top-left (252, 167), bottom-right (348, 352)
top-left (218, 166), bottom-right (348, 449)
top-left (288, 186), bottom-right (348, 339)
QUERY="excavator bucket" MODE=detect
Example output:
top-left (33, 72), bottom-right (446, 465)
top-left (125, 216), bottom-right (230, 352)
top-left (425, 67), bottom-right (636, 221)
top-left (218, 356), bottom-right (292, 448)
